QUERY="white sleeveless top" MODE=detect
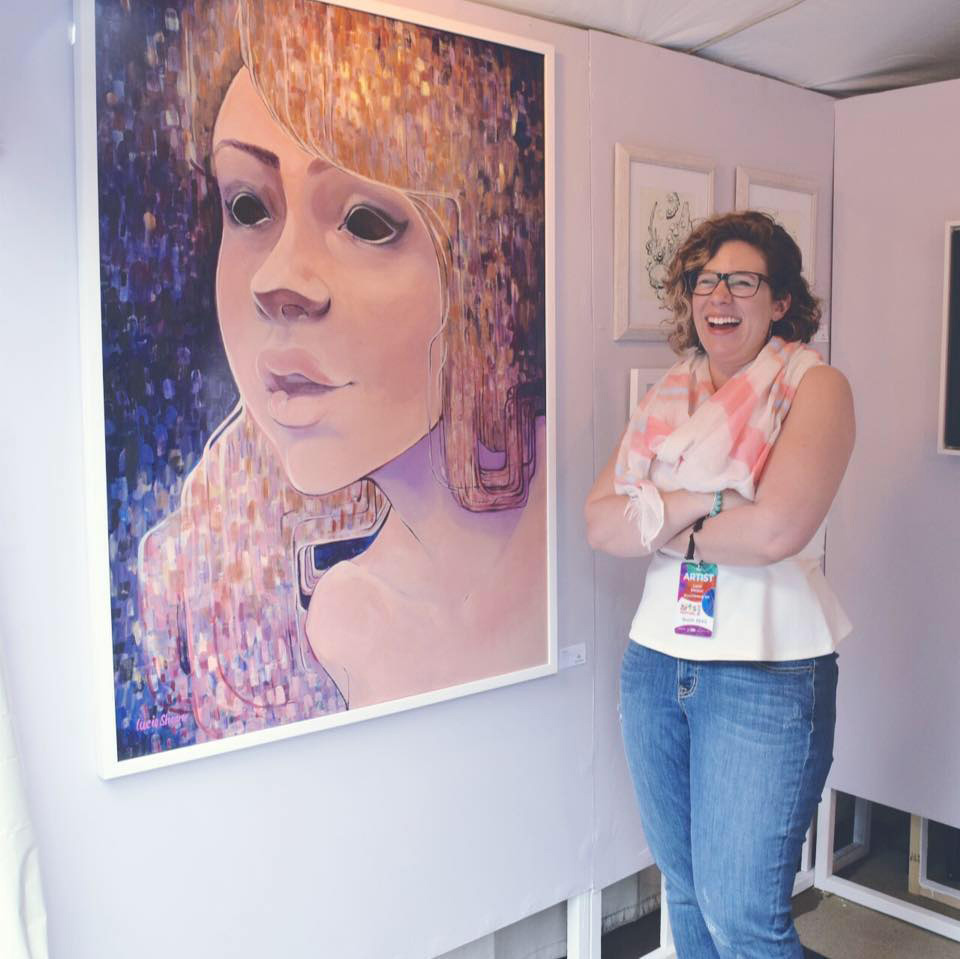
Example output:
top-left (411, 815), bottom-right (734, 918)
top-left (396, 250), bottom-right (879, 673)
top-left (628, 522), bottom-right (851, 661)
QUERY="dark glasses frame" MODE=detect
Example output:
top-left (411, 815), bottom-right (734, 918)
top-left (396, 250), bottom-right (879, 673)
top-left (685, 270), bottom-right (771, 298)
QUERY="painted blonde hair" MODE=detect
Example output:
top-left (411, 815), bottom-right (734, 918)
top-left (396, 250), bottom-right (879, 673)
top-left (182, 0), bottom-right (546, 510)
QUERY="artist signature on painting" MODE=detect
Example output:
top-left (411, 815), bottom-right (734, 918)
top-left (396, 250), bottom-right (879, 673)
top-left (135, 711), bottom-right (185, 733)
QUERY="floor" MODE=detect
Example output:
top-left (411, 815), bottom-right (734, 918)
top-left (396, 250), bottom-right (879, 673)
top-left (599, 886), bottom-right (960, 958)
top-left (597, 798), bottom-right (960, 959)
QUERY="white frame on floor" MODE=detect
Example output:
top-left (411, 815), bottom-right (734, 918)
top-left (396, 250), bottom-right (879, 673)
top-left (909, 815), bottom-right (960, 912)
top-left (831, 795), bottom-right (872, 872)
top-left (793, 822), bottom-right (817, 896)
top-left (566, 881), bottom-right (676, 959)
top-left (815, 789), bottom-right (960, 943)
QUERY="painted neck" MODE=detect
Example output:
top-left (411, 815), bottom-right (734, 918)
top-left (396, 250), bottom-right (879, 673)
top-left (369, 427), bottom-right (525, 560)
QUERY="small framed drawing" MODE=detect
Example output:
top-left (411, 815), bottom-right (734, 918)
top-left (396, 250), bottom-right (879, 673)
top-left (629, 368), bottom-right (668, 420)
top-left (735, 167), bottom-right (817, 283)
top-left (614, 145), bottom-right (715, 341)
top-left (939, 222), bottom-right (960, 454)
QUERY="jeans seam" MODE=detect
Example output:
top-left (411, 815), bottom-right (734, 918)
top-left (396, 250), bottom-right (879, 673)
top-left (773, 664), bottom-right (816, 956)
top-left (677, 660), bottom-right (698, 701)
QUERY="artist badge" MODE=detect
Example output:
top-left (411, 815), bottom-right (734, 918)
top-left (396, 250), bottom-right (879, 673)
top-left (675, 560), bottom-right (718, 638)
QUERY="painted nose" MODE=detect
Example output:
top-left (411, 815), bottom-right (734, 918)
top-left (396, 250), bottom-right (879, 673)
top-left (250, 212), bottom-right (333, 322)
top-left (254, 286), bottom-right (332, 322)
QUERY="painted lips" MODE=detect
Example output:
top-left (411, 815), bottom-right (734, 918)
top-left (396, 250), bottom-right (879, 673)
top-left (257, 348), bottom-right (352, 428)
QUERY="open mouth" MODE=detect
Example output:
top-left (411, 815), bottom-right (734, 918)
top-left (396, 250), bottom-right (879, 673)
top-left (706, 315), bottom-right (741, 330)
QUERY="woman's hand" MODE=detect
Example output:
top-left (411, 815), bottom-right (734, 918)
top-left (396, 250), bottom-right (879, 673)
top-left (584, 449), bottom-right (716, 557)
top-left (584, 365), bottom-right (855, 566)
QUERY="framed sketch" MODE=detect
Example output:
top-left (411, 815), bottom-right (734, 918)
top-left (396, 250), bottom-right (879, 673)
top-left (939, 222), bottom-right (960, 455)
top-left (735, 167), bottom-right (818, 284)
top-left (75, 0), bottom-right (557, 776)
top-left (613, 145), bottom-right (714, 341)
top-left (628, 368), bottom-right (668, 420)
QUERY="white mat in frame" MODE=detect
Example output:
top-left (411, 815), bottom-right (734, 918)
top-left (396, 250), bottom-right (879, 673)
top-left (614, 145), bottom-right (715, 342)
top-left (735, 166), bottom-right (817, 285)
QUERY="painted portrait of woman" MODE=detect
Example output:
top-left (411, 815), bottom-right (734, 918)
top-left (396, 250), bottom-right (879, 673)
top-left (94, 0), bottom-right (550, 761)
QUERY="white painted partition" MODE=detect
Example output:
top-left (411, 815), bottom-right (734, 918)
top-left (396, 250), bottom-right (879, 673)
top-left (806, 75), bottom-right (960, 939)
top-left (829, 78), bottom-right (960, 830)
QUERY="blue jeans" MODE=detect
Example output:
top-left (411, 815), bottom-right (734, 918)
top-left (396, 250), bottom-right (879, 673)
top-left (619, 641), bottom-right (838, 959)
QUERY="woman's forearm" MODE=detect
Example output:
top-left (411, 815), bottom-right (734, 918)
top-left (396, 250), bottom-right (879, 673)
top-left (587, 481), bottom-right (802, 565)
top-left (662, 500), bottom-right (794, 566)
top-left (585, 488), bottom-right (715, 557)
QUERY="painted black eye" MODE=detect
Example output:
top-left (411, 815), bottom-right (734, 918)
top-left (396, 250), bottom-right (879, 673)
top-left (341, 204), bottom-right (407, 244)
top-left (228, 193), bottom-right (269, 227)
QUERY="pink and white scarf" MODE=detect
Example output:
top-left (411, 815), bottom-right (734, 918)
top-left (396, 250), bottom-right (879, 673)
top-left (614, 337), bottom-right (823, 548)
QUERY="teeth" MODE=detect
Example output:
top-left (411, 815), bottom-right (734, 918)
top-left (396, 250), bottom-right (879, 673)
top-left (707, 316), bottom-right (740, 326)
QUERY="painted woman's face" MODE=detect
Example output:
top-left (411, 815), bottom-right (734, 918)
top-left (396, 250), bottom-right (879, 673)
top-left (211, 69), bottom-right (443, 494)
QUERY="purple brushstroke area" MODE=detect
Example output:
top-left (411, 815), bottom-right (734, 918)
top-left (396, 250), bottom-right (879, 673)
top-left (96, 0), bottom-right (237, 758)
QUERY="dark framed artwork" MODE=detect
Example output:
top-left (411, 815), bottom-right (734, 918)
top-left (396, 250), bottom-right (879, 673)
top-left (75, 0), bottom-right (556, 776)
top-left (940, 222), bottom-right (960, 454)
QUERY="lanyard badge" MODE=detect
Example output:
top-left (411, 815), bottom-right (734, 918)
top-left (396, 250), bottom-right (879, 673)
top-left (675, 517), bottom-right (718, 638)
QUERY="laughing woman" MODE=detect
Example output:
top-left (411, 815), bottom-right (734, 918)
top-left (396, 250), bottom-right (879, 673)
top-left (585, 211), bottom-right (854, 959)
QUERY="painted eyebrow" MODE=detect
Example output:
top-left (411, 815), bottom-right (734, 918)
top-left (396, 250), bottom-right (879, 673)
top-left (212, 139), bottom-right (280, 169)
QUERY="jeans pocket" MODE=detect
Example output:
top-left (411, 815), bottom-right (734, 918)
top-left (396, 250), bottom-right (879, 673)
top-left (756, 658), bottom-right (815, 674)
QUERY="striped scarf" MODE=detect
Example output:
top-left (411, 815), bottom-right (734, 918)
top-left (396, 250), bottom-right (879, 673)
top-left (614, 337), bottom-right (823, 548)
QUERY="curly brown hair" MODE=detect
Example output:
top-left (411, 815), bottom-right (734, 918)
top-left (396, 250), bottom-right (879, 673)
top-left (661, 210), bottom-right (821, 353)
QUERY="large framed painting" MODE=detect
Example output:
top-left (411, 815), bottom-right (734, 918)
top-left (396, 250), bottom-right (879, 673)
top-left (75, 0), bottom-right (556, 776)
top-left (613, 144), bottom-right (714, 341)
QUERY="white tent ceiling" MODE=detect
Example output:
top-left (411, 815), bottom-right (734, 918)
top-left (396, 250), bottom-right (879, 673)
top-left (473, 0), bottom-right (960, 95)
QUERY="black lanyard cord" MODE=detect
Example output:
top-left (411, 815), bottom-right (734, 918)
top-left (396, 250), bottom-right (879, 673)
top-left (685, 515), bottom-right (707, 563)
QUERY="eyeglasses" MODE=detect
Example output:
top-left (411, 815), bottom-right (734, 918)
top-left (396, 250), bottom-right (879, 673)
top-left (686, 270), bottom-right (769, 298)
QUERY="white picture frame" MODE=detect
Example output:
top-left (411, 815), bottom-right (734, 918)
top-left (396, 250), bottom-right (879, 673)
top-left (75, 0), bottom-right (558, 777)
top-left (628, 368), bottom-right (668, 420)
top-left (939, 221), bottom-right (960, 455)
top-left (735, 166), bottom-right (818, 284)
top-left (614, 145), bottom-right (715, 341)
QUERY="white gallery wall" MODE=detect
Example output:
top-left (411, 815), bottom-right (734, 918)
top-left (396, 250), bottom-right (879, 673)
top-left (0, 2), bottom-right (596, 958)
top-left (2, 0), bottom-right (957, 957)
top-left (587, 29), bottom-right (836, 891)
top-left (828, 78), bottom-right (960, 830)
